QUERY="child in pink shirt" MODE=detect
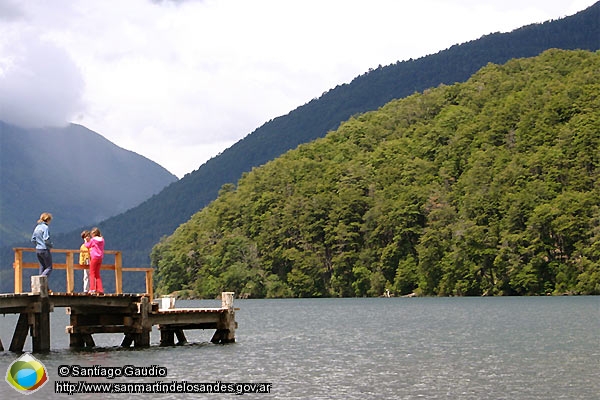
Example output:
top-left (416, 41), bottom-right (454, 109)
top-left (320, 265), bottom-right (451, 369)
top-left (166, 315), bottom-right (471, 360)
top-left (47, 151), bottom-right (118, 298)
top-left (85, 227), bottom-right (105, 294)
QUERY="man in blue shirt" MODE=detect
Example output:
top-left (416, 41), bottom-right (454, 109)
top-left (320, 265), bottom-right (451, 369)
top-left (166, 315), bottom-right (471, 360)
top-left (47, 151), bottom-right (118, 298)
top-left (31, 212), bottom-right (54, 279)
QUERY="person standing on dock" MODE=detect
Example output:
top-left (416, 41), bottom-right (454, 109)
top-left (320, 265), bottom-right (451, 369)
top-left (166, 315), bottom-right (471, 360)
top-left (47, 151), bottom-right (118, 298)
top-left (85, 227), bottom-right (105, 294)
top-left (80, 230), bottom-right (91, 292)
top-left (31, 212), bottom-right (54, 280)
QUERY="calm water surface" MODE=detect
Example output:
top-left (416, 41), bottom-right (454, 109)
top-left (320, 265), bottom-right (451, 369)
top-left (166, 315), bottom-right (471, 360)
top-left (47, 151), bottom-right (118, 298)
top-left (0, 296), bottom-right (598, 399)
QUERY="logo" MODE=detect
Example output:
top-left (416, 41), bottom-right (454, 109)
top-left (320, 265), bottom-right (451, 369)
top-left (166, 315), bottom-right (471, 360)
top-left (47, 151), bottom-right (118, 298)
top-left (5, 353), bottom-right (49, 395)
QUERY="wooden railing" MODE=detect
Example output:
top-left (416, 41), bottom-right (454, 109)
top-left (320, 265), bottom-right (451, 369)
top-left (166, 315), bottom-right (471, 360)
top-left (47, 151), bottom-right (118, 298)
top-left (13, 248), bottom-right (153, 299)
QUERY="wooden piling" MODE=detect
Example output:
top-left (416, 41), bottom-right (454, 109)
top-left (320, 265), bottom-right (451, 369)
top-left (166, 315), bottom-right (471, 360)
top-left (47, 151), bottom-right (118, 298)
top-left (31, 275), bottom-right (51, 352)
top-left (134, 296), bottom-right (152, 347)
top-left (9, 313), bottom-right (30, 352)
top-left (211, 292), bottom-right (237, 344)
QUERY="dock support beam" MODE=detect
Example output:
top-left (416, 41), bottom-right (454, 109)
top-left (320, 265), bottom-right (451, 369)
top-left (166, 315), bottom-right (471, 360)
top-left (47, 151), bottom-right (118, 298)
top-left (9, 313), bottom-right (30, 352)
top-left (159, 328), bottom-right (187, 346)
top-left (69, 332), bottom-right (95, 348)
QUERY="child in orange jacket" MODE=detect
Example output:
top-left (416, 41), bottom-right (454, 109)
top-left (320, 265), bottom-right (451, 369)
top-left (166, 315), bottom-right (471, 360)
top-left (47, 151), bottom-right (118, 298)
top-left (79, 230), bottom-right (91, 292)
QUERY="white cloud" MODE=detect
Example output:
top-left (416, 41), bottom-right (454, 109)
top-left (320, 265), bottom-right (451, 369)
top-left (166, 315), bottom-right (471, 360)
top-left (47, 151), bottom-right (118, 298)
top-left (0, 0), bottom-right (596, 177)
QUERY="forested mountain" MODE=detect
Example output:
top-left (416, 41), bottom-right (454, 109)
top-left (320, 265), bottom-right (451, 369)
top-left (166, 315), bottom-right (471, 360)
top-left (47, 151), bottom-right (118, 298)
top-left (1, 3), bottom-right (598, 292)
top-left (0, 122), bottom-right (177, 247)
top-left (152, 49), bottom-right (599, 298)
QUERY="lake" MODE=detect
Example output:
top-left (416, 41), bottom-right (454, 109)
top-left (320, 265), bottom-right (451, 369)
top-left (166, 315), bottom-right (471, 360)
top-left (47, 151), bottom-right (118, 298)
top-left (1, 296), bottom-right (598, 399)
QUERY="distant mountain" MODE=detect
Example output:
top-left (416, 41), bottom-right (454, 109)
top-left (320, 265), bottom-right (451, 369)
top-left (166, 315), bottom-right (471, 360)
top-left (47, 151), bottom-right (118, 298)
top-left (0, 122), bottom-right (177, 247)
top-left (1, 2), bottom-right (598, 293)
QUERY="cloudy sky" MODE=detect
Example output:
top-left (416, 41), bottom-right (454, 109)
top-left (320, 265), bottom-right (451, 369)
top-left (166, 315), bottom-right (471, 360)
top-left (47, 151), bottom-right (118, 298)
top-left (0, 0), bottom-right (595, 178)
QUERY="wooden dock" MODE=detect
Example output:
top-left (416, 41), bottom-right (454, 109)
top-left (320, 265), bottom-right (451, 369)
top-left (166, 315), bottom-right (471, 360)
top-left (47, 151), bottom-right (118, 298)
top-left (1, 249), bottom-right (237, 353)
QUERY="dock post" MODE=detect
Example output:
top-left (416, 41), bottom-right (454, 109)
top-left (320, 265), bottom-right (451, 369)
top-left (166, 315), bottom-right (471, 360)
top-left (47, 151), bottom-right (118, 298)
top-left (134, 297), bottom-right (151, 347)
top-left (115, 251), bottom-right (123, 294)
top-left (222, 292), bottom-right (235, 309)
top-left (31, 275), bottom-right (51, 352)
top-left (66, 251), bottom-right (75, 293)
top-left (211, 292), bottom-right (237, 344)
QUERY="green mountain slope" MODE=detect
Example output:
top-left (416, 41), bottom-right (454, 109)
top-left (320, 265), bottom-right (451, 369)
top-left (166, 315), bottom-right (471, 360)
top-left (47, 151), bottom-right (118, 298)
top-left (152, 49), bottom-right (600, 298)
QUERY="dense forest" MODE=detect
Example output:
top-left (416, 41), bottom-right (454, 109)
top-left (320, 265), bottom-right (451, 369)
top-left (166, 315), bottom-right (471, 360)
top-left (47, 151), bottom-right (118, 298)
top-left (20, 2), bottom-right (598, 276)
top-left (151, 50), bottom-right (599, 298)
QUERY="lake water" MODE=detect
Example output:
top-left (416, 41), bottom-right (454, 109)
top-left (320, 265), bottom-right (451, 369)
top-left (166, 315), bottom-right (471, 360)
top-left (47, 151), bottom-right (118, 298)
top-left (0, 296), bottom-right (598, 399)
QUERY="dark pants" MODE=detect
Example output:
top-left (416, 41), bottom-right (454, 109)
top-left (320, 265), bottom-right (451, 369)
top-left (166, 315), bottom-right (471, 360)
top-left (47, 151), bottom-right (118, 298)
top-left (36, 249), bottom-right (53, 277)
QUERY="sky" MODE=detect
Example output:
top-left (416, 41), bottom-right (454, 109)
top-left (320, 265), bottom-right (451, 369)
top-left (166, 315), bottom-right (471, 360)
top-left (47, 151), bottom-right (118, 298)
top-left (0, 0), bottom-right (596, 178)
